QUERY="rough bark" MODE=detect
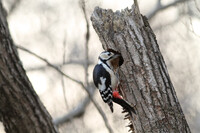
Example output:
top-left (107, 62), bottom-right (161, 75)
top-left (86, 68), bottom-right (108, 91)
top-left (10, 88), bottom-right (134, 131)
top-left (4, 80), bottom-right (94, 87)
top-left (91, 4), bottom-right (191, 133)
top-left (0, 2), bottom-right (58, 133)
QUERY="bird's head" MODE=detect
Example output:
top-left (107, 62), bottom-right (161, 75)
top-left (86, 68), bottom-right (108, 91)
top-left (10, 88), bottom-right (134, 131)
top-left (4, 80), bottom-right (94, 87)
top-left (98, 49), bottom-right (124, 69)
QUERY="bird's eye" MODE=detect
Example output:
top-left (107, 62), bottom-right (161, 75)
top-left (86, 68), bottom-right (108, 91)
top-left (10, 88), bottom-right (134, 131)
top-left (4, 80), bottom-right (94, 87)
top-left (107, 53), bottom-right (111, 56)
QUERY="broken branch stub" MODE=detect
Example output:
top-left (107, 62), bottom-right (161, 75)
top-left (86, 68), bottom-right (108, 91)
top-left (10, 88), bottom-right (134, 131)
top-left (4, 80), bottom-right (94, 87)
top-left (91, 4), bottom-right (190, 133)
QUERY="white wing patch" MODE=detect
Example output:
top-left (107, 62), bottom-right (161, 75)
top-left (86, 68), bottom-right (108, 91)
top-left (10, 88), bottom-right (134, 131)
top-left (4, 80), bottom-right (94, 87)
top-left (98, 77), bottom-right (106, 91)
top-left (98, 60), bottom-right (119, 90)
top-left (101, 63), bottom-right (118, 89)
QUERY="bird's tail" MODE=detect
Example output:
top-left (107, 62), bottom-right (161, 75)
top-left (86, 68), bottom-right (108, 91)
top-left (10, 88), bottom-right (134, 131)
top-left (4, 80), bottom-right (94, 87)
top-left (112, 91), bottom-right (136, 115)
top-left (108, 101), bottom-right (113, 113)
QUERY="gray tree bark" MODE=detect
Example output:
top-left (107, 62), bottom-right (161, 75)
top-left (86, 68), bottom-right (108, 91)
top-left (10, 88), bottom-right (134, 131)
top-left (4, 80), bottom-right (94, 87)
top-left (91, 3), bottom-right (191, 133)
top-left (0, 2), bottom-right (58, 133)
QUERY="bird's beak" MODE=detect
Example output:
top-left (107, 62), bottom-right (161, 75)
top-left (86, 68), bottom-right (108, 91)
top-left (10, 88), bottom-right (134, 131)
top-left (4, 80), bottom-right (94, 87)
top-left (110, 53), bottom-right (124, 69)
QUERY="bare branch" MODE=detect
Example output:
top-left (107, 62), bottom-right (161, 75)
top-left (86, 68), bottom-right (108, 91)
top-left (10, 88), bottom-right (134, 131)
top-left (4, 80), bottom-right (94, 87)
top-left (80, 0), bottom-right (90, 42)
top-left (80, 0), bottom-right (90, 88)
top-left (147, 0), bottom-right (190, 20)
top-left (25, 60), bottom-right (94, 72)
top-left (157, 0), bottom-right (162, 6)
top-left (62, 32), bottom-right (67, 65)
top-left (133, 0), bottom-right (139, 9)
top-left (8, 0), bottom-right (21, 16)
top-left (53, 84), bottom-right (95, 125)
top-left (133, 0), bottom-right (141, 15)
top-left (16, 45), bottom-right (82, 84)
top-left (193, 0), bottom-right (200, 13)
top-left (54, 96), bottom-right (90, 125)
top-left (189, 16), bottom-right (200, 38)
top-left (153, 15), bottom-right (181, 31)
top-left (16, 45), bottom-right (113, 133)
top-left (79, 1), bottom-right (113, 133)
top-left (61, 32), bottom-right (69, 109)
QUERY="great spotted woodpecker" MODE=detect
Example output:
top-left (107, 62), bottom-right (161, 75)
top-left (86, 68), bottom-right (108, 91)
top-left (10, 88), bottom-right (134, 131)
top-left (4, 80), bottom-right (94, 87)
top-left (93, 49), bottom-right (136, 114)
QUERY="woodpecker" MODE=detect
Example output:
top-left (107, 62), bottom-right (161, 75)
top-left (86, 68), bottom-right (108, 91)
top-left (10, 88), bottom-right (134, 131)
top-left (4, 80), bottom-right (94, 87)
top-left (93, 49), bottom-right (136, 114)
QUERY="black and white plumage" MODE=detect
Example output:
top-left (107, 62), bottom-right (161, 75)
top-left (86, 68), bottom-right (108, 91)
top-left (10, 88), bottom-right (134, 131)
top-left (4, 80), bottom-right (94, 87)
top-left (93, 49), bottom-right (124, 112)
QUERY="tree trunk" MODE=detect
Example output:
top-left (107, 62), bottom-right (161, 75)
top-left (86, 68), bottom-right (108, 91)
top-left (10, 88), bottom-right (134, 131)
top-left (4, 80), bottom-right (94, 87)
top-left (0, 2), bottom-right (58, 133)
top-left (91, 3), bottom-right (191, 133)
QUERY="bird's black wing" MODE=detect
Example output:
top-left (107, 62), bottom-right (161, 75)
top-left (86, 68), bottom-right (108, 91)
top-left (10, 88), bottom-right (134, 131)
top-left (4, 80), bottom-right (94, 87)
top-left (93, 64), bottom-right (111, 89)
top-left (93, 64), bottom-right (113, 104)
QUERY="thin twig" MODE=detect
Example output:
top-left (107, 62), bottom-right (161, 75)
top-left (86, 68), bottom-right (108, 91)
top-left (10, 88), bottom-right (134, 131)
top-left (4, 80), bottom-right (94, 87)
top-left (59, 34), bottom-right (78, 133)
top-left (189, 16), bottom-right (200, 38)
top-left (53, 84), bottom-right (95, 125)
top-left (16, 45), bottom-right (113, 133)
top-left (8, 0), bottom-right (21, 16)
top-left (61, 33), bottom-right (68, 110)
top-left (25, 60), bottom-right (93, 72)
top-left (80, 0), bottom-right (90, 88)
top-left (80, 1), bottom-right (113, 133)
top-left (157, 0), bottom-right (162, 6)
top-left (17, 45), bottom-right (82, 84)
top-left (193, 0), bottom-right (200, 12)
top-left (153, 15), bottom-right (181, 31)
top-left (133, 0), bottom-right (141, 15)
top-left (147, 0), bottom-right (190, 20)
top-left (54, 96), bottom-right (90, 125)
top-left (134, 0), bottom-right (139, 10)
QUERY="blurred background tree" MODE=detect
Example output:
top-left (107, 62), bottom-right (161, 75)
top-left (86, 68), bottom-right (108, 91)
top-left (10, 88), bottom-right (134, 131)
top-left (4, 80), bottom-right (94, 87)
top-left (0, 0), bottom-right (199, 132)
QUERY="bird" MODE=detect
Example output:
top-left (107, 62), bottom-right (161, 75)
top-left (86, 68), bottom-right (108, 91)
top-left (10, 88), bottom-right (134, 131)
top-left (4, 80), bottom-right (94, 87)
top-left (93, 49), bottom-right (136, 114)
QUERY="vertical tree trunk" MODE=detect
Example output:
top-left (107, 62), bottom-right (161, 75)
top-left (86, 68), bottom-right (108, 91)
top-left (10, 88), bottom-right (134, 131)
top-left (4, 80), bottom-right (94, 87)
top-left (0, 2), bottom-right (58, 133)
top-left (91, 3), bottom-right (191, 133)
